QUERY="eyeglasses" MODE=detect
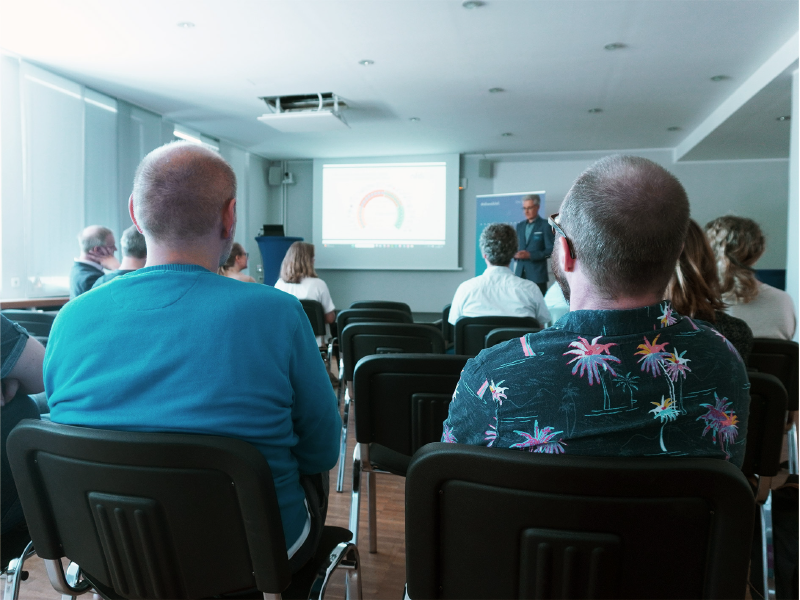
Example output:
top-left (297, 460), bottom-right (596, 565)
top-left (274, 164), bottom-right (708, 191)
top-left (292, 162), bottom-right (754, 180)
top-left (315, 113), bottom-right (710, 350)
top-left (548, 213), bottom-right (576, 260)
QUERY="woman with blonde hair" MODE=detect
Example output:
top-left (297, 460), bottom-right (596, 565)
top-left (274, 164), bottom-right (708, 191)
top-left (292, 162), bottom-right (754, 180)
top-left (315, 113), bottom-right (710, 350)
top-left (705, 215), bottom-right (796, 340)
top-left (275, 243), bottom-right (336, 344)
top-left (218, 242), bottom-right (256, 282)
top-left (665, 219), bottom-right (753, 360)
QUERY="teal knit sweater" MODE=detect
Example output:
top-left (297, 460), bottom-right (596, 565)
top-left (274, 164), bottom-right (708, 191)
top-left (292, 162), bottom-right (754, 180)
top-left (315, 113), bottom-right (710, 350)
top-left (45, 264), bottom-right (341, 547)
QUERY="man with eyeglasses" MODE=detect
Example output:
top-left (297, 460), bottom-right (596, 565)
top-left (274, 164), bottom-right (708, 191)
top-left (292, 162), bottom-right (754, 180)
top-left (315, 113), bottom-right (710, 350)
top-left (69, 225), bottom-right (120, 299)
top-left (513, 194), bottom-right (554, 296)
top-left (442, 155), bottom-right (750, 467)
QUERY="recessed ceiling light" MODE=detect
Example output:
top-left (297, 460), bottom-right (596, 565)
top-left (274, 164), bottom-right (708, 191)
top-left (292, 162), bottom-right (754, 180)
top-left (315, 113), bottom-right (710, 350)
top-left (777, 115), bottom-right (791, 121)
top-left (501, 132), bottom-right (513, 137)
top-left (177, 21), bottom-right (195, 29)
top-left (604, 43), bottom-right (626, 51)
top-left (488, 87), bottom-right (505, 93)
top-left (409, 117), bottom-right (420, 122)
top-left (667, 126), bottom-right (682, 131)
top-left (462, 1), bottom-right (485, 8)
top-left (710, 75), bottom-right (730, 82)
top-left (358, 59), bottom-right (374, 66)
top-left (588, 108), bottom-right (603, 114)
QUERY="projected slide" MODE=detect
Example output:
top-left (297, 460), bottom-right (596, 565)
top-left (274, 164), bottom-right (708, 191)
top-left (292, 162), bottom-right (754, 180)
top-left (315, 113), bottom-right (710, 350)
top-left (322, 162), bottom-right (446, 247)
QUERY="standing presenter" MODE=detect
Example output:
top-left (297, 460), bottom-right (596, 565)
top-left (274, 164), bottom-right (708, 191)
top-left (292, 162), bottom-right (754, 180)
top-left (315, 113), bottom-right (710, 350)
top-left (513, 194), bottom-right (554, 295)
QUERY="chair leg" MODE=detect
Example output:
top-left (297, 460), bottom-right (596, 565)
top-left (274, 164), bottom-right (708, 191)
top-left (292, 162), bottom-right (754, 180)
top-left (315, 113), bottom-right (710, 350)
top-left (336, 386), bottom-right (351, 493)
top-left (308, 542), bottom-right (362, 600)
top-left (349, 445), bottom-right (363, 545)
top-left (43, 559), bottom-right (92, 598)
top-left (3, 542), bottom-right (34, 600)
top-left (787, 420), bottom-right (798, 475)
top-left (760, 492), bottom-right (776, 600)
top-left (368, 471), bottom-right (377, 554)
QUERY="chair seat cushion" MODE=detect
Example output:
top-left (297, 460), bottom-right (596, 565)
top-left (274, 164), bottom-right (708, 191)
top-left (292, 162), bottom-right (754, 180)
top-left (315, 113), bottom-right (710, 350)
top-left (370, 443), bottom-right (411, 476)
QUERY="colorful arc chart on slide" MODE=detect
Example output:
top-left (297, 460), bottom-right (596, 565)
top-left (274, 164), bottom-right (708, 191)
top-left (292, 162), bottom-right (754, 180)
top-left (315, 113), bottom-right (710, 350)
top-left (322, 162), bottom-right (447, 248)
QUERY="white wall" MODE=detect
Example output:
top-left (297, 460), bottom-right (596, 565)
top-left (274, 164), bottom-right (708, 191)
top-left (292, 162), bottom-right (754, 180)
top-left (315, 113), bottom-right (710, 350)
top-left (493, 149), bottom-right (790, 269)
top-left (786, 70), bottom-right (799, 340)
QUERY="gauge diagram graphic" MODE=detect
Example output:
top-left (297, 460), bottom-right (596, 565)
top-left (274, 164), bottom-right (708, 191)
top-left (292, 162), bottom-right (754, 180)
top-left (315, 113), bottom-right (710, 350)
top-left (357, 190), bottom-right (405, 229)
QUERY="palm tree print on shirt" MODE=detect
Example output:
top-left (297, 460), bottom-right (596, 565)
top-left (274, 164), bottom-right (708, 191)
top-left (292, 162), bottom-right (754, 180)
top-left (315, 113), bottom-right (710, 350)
top-left (659, 302), bottom-right (677, 327)
top-left (635, 335), bottom-right (689, 414)
top-left (613, 372), bottom-right (640, 409)
top-left (484, 416), bottom-right (498, 446)
top-left (564, 336), bottom-right (621, 411)
top-left (649, 396), bottom-right (679, 452)
top-left (697, 393), bottom-right (739, 459)
top-left (559, 382), bottom-right (579, 436)
top-left (510, 421), bottom-right (566, 454)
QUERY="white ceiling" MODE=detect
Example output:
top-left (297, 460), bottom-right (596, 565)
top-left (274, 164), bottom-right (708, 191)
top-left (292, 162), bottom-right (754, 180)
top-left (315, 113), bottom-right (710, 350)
top-left (1, 0), bottom-right (797, 160)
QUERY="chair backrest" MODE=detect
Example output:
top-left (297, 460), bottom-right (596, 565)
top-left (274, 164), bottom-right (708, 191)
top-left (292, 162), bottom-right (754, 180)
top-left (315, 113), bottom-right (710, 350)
top-left (353, 355), bottom-right (469, 466)
top-left (336, 308), bottom-right (412, 341)
top-left (299, 299), bottom-right (327, 338)
top-left (349, 300), bottom-right (412, 315)
top-left (7, 420), bottom-right (291, 599)
top-left (742, 372), bottom-right (789, 479)
top-left (441, 304), bottom-right (453, 344)
top-left (341, 323), bottom-right (445, 382)
top-left (484, 326), bottom-right (543, 349)
top-left (405, 443), bottom-right (754, 600)
top-left (2, 310), bottom-right (57, 338)
top-left (747, 338), bottom-right (798, 410)
top-left (454, 316), bottom-right (540, 356)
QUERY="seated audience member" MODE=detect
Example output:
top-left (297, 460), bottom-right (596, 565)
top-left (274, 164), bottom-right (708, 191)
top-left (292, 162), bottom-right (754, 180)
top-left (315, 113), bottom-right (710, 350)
top-left (706, 216), bottom-right (797, 340)
top-left (218, 242), bottom-right (256, 282)
top-left (448, 223), bottom-right (551, 326)
top-left (92, 224), bottom-right (148, 288)
top-left (70, 225), bottom-right (121, 298)
top-left (1, 316), bottom-right (44, 535)
top-left (443, 155), bottom-right (749, 466)
top-left (46, 141), bottom-right (340, 572)
top-left (275, 242), bottom-right (335, 346)
top-left (665, 219), bottom-right (753, 361)
top-left (544, 282), bottom-right (570, 325)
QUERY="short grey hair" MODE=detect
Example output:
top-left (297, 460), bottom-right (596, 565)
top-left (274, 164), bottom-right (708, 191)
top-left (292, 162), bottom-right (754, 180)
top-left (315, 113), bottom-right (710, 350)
top-left (560, 155), bottom-right (689, 299)
top-left (480, 223), bottom-right (518, 266)
top-left (120, 224), bottom-right (147, 259)
top-left (78, 226), bottom-right (114, 253)
top-left (132, 141), bottom-right (236, 242)
top-left (522, 194), bottom-right (541, 206)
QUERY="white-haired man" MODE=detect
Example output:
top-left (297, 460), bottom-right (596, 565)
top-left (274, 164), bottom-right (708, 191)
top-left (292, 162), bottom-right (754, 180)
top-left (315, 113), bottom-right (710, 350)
top-left (443, 155), bottom-right (750, 467)
top-left (46, 141), bottom-right (341, 573)
top-left (69, 225), bottom-right (120, 298)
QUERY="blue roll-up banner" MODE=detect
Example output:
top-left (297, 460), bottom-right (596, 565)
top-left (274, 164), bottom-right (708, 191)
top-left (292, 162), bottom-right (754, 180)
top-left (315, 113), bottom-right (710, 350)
top-left (475, 191), bottom-right (546, 276)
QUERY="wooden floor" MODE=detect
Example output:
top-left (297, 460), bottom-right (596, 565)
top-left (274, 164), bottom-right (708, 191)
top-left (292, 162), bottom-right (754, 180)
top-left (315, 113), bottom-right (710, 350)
top-left (6, 397), bottom-right (791, 599)
top-left (8, 396), bottom-right (408, 600)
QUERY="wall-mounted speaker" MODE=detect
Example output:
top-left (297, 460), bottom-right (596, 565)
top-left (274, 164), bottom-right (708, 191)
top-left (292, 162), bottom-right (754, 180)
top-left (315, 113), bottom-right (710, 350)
top-left (268, 166), bottom-right (283, 186)
top-left (478, 159), bottom-right (493, 179)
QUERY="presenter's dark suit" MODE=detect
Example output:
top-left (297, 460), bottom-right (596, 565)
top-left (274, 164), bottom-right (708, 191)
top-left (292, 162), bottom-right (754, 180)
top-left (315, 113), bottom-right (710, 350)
top-left (513, 216), bottom-right (554, 294)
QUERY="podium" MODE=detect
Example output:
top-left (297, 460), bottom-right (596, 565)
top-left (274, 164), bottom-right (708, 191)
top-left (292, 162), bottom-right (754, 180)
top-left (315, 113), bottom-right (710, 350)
top-left (256, 236), bottom-right (303, 286)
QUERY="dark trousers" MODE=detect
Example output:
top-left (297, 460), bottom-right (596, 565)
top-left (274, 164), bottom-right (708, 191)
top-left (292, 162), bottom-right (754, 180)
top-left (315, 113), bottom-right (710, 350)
top-left (1, 394), bottom-right (40, 534)
top-left (537, 281), bottom-right (548, 296)
top-left (287, 471), bottom-right (330, 573)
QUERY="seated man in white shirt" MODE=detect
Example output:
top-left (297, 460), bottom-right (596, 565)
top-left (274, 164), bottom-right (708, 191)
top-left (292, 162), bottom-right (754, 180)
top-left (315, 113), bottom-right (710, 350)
top-left (448, 223), bottom-right (551, 326)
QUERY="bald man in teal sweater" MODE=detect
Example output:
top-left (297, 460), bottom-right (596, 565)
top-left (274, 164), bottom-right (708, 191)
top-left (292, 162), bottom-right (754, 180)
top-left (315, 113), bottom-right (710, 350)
top-left (45, 142), bottom-right (340, 572)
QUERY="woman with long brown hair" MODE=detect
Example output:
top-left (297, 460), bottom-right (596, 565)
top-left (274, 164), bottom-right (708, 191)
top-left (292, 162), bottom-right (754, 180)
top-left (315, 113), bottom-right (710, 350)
top-left (218, 242), bottom-right (256, 282)
top-left (665, 219), bottom-right (753, 360)
top-left (706, 216), bottom-right (796, 340)
top-left (275, 242), bottom-right (336, 344)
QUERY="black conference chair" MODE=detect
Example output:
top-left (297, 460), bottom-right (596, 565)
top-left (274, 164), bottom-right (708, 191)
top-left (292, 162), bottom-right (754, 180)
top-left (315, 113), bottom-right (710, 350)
top-left (742, 372), bottom-right (789, 600)
top-left (333, 308), bottom-right (414, 491)
top-left (405, 443), bottom-right (754, 599)
top-left (454, 316), bottom-right (540, 357)
top-left (1, 310), bottom-right (57, 339)
top-left (440, 304), bottom-right (453, 346)
top-left (484, 326), bottom-right (543, 349)
top-left (747, 339), bottom-right (798, 474)
top-left (349, 354), bottom-right (468, 553)
top-left (349, 300), bottom-right (412, 315)
top-left (299, 299), bottom-right (327, 341)
top-left (7, 420), bottom-right (362, 600)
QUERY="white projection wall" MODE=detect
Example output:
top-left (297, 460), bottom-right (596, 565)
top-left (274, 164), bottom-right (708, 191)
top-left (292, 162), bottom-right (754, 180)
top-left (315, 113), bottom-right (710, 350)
top-left (312, 154), bottom-right (460, 270)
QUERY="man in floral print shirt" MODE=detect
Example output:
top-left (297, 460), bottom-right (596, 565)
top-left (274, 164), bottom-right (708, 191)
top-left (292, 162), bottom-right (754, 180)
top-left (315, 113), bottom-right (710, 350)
top-left (443, 155), bottom-right (749, 466)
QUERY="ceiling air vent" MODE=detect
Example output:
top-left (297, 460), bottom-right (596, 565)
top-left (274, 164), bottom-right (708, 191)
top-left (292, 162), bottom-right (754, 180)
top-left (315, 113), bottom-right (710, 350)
top-left (257, 93), bottom-right (349, 133)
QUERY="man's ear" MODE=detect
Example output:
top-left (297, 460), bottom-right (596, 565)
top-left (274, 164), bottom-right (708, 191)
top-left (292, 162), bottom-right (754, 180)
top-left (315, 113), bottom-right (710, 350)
top-left (558, 237), bottom-right (576, 273)
top-left (128, 195), bottom-right (144, 234)
top-left (222, 198), bottom-right (237, 239)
